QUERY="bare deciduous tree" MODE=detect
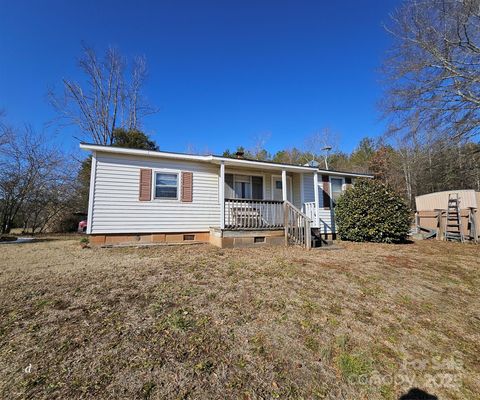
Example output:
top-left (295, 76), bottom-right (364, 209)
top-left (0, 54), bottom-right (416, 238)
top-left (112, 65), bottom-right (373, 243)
top-left (49, 44), bottom-right (156, 145)
top-left (249, 132), bottom-right (271, 160)
top-left (0, 128), bottom-right (71, 234)
top-left (303, 128), bottom-right (340, 166)
top-left (0, 109), bottom-right (11, 149)
top-left (383, 0), bottom-right (480, 143)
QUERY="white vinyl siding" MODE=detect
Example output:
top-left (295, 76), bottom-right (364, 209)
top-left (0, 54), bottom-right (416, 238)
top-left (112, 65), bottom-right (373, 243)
top-left (301, 173), bottom-right (343, 232)
top-left (302, 174), bottom-right (315, 203)
top-left (90, 153), bottom-right (220, 234)
top-left (318, 209), bottom-right (334, 234)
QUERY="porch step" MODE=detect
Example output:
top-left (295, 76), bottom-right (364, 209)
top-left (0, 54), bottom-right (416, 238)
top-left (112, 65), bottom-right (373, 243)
top-left (311, 228), bottom-right (333, 248)
top-left (312, 237), bottom-right (333, 248)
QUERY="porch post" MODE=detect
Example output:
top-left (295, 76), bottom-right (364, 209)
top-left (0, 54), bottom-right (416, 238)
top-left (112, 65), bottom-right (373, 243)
top-left (220, 162), bottom-right (225, 229)
top-left (313, 171), bottom-right (320, 228)
top-left (281, 169), bottom-right (287, 201)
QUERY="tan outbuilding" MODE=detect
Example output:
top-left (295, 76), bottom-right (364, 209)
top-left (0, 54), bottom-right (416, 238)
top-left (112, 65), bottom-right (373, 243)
top-left (415, 190), bottom-right (479, 242)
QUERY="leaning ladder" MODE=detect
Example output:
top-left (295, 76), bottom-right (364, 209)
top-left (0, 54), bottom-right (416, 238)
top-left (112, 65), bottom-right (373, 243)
top-left (444, 193), bottom-right (464, 242)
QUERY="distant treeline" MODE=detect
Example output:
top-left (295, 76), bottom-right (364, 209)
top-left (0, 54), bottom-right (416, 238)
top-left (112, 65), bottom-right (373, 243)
top-left (222, 137), bottom-right (480, 208)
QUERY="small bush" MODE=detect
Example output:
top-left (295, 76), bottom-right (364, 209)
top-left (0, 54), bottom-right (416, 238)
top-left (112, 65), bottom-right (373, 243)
top-left (335, 179), bottom-right (411, 243)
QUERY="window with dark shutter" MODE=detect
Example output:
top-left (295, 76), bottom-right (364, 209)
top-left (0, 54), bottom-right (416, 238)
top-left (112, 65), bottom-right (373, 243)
top-left (139, 169), bottom-right (152, 201)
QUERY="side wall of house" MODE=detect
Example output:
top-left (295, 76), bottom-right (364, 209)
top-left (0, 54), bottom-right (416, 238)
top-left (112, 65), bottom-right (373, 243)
top-left (302, 173), bottom-right (358, 235)
top-left (302, 173), bottom-right (329, 208)
top-left (303, 174), bottom-right (315, 204)
top-left (90, 152), bottom-right (220, 234)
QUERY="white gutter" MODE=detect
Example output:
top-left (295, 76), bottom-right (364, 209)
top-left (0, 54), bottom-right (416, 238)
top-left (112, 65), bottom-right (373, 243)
top-left (79, 143), bottom-right (213, 162)
top-left (316, 169), bottom-right (374, 179)
top-left (209, 156), bottom-right (317, 173)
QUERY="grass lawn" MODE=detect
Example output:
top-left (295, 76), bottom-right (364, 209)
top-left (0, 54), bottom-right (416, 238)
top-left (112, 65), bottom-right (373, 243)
top-left (0, 238), bottom-right (478, 399)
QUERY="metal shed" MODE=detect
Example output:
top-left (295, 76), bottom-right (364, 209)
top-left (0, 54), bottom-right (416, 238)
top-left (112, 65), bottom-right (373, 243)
top-left (415, 190), bottom-right (479, 242)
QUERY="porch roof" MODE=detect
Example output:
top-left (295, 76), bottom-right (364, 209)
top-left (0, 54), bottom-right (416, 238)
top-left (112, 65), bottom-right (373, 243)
top-left (79, 143), bottom-right (374, 178)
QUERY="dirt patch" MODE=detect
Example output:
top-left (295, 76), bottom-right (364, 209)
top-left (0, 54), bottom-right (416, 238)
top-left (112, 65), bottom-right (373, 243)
top-left (0, 239), bottom-right (478, 399)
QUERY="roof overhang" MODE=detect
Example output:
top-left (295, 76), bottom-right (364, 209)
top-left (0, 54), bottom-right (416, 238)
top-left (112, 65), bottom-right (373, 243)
top-left (209, 156), bottom-right (317, 173)
top-left (316, 169), bottom-right (373, 178)
top-left (79, 143), bottom-right (373, 177)
top-left (79, 143), bottom-right (212, 162)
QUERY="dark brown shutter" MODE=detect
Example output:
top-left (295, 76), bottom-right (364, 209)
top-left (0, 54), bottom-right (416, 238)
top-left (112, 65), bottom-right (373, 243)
top-left (322, 175), bottom-right (331, 209)
top-left (139, 169), bottom-right (152, 201)
top-left (181, 172), bottom-right (193, 202)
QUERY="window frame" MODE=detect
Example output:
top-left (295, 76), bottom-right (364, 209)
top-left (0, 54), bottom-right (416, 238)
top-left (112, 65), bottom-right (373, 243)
top-left (152, 169), bottom-right (181, 201)
top-left (233, 174), bottom-right (252, 199)
top-left (224, 170), bottom-right (266, 200)
top-left (329, 176), bottom-right (345, 207)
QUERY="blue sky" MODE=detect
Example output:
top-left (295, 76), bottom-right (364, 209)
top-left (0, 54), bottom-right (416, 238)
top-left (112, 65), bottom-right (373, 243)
top-left (0, 0), bottom-right (399, 156)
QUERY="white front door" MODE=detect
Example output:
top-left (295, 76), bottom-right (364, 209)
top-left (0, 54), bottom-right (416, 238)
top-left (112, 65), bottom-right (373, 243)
top-left (272, 175), bottom-right (292, 201)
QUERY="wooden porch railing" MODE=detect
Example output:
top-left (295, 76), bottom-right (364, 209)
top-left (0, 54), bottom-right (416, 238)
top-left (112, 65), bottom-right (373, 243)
top-left (304, 201), bottom-right (335, 233)
top-left (284, 200), bottom-right (311, 249)
top-left (224, 199), bottom-right (312, 249)
top-left (224, 199), bottom-right (284, 230)
top-left (303, 201), bottom-right (316, 223)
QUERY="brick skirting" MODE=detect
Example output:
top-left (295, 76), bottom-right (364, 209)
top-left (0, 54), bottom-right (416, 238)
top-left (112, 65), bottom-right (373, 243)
top-left (90, 232), bottom-right (210, 246)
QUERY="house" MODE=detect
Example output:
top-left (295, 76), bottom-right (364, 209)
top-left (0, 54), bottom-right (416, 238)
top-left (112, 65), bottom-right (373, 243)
top-left (80, 143), bottom-right (373, 248)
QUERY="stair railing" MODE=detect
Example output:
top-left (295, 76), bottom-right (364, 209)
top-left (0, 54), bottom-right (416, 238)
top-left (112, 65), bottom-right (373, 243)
top-left (283, 200), bottom-right (312, 249)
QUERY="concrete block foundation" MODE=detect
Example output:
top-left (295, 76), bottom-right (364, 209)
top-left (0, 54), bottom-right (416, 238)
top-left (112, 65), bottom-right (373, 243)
top-left (209, 227), bottom-right (285, 248)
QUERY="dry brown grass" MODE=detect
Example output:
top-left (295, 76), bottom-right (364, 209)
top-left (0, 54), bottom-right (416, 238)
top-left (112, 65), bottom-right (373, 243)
top-left (0, 238), bottom-right (479, 399)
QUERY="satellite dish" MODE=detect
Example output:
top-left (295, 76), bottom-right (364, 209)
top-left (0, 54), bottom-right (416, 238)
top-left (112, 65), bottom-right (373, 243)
top-left (306, 160), bottom-right (319, 167)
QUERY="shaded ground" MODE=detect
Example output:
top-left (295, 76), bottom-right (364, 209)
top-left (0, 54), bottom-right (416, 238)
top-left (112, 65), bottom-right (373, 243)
top-left (0, 238), bottom-right (478, 399)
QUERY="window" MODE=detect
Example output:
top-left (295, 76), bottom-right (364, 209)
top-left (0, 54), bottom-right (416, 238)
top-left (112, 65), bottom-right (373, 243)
top-left (155, 172), bottom-right (178, 199)
top-left (234, 175), bottom-right (251, 199)
top-left (331, 178), bottom-right (344, 206)
top-left (254, 236), bottom-right (265, 243)
top-left (226, 174), bottom-right (263, 200)
top-left (275, 180), bottom-right (282, 189)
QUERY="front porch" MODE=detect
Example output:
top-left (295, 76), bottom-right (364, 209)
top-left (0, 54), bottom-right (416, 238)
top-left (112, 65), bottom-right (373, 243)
top-left (209, 160), bottom-right (338, 249)
top-left (211, 197), bottom-right (335, 249)
top-left (223, 198), bottom-right (333, 232)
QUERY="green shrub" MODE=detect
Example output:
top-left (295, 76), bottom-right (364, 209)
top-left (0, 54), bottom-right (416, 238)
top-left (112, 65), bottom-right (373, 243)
top-left (335, 179), bottom-right (411, 243)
